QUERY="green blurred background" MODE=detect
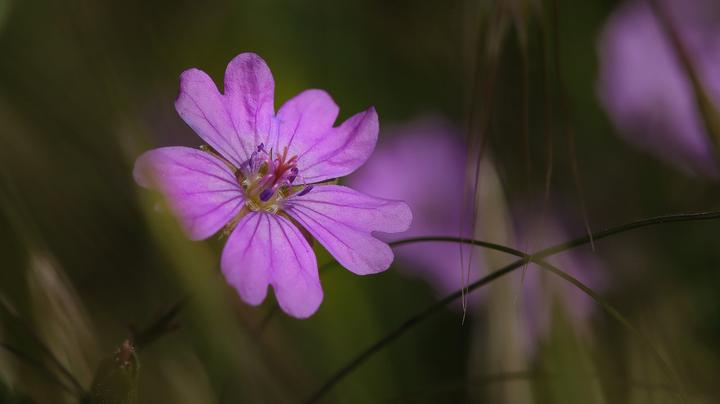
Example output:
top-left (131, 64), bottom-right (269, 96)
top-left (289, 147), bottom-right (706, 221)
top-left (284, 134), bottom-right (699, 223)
top-left (0, 0), bottom-right (719, 403)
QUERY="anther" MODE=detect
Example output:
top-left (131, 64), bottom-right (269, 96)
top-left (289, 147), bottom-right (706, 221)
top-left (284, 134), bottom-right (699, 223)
top-left (260, 188), bottom-right (275, 202)
top-left (296, 185), bottom-right (313, 197)
top-left (288, 167), bottom-right (299, 183)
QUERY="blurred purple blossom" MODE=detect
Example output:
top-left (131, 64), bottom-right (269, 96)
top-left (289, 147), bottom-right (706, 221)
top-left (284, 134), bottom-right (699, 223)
top-left (598, 0), bottom-right (720, 177)
top-left (511, 207), bottom-right (605, 355)
top-left (349, 119), bottom-right (604, 349)
top-left (347, 118), bottom-right (481, 302)
top-left (133, 53), bottom-right (411, 318)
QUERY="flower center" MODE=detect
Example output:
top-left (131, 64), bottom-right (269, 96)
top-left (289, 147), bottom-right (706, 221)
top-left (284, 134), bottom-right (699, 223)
top-left (237, 144), bottom-right (312, 213)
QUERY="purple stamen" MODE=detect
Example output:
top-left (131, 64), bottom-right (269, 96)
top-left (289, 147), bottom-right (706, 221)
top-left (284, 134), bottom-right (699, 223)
top-left (247, 152), bottom-right (258, 171)
top-left (260, 188), bottom-right (274, 202)
top-left (239, 142), bottom-right (306, 206)
top-left (296, 185), bottom-right (313, 197)
top-left (287, 167), bottom-right (299, 183)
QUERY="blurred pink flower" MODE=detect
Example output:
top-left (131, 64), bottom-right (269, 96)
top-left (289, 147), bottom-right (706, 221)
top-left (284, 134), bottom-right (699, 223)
top-left (598, 0), bottom-right (720, 177)
top-left (349, 119), bottom-right (603, 349)
top-left (348, 118), bottom-right (480, 303)
top-left (511, 208), bottom-right (605, 354)
top-left (134, 53), bottom-right (411, 318)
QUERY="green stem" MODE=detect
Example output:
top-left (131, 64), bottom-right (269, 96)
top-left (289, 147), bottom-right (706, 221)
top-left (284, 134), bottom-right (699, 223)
top-left (131, 298), bottom-right (186, 351)
top-left (390, 236), bottom-right (524, 257)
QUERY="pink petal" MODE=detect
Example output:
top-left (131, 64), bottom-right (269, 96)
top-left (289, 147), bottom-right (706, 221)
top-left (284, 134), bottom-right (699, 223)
top-left (295, 107), bottom-right (379, 183)
top-left (224, 53), bottom-right (276, 154)
top-left (175, 69), bottom-right (249, 166)
top-left (273, 89), bottom-right (339, 157)
top-left (284, 185), bottom-right (412, 275)
top-left (133, 147), bottom-right (244, 240)
top-left (221, 212), bottom-right (323, 318)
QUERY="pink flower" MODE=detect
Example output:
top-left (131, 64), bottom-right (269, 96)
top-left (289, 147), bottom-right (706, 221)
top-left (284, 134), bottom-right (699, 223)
top-left (511, 207), bottom-right (605, 355)
top-left (347, 118), bottom-right (480, 302)
top-left (598, 0), bottom-right (720, 177)
top-left (349, 119), bottom-right (604, 352)
top-left (133, 53), bottom-right (412, 318)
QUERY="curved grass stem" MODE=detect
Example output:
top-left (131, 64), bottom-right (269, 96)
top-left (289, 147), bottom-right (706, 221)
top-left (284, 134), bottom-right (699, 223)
top-left (303, 209), bottom-right (720, 403)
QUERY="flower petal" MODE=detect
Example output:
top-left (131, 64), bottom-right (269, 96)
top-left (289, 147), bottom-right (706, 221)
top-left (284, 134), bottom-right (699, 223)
top-left (221, 212), bottom-right (322, 318)
top-left (175, 68), bottom-right (248, 166)
top-left (295, 107), bottom-right (379, 183)
top-left (273, 89), bottom-right (339, 157)
top-left (224, 52), bottom-right (276, 155)
top-left (284, 185), bottom-right (412, 275)
top-left (133, 147), bottom-right (244, 240)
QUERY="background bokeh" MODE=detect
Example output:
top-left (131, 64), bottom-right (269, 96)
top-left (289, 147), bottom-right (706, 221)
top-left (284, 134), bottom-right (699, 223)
top-left (1, 0), bottom-right (719, 403)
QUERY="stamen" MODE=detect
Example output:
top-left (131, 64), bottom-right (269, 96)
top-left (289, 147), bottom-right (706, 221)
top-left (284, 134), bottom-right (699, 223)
top-left (296, 185), bottom-right (313, 197)
top-left (246, 152), bottom-right (257, 171)
top-left (238, 143), bottom-right (304, 212)
top-left (260, 188), bottom-right (275, 202)
top-left (288, 167), bottom-right (299, 183)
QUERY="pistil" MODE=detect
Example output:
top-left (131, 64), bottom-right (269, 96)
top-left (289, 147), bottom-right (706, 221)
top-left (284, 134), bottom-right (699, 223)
top-left (233, 143), bottom-right (313, 213)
